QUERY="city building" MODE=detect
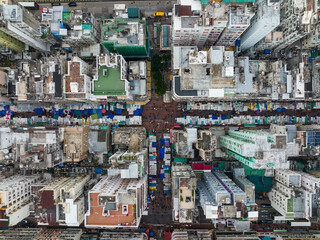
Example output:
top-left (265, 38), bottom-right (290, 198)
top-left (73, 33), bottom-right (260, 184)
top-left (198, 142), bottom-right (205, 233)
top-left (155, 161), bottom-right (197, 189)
top-left (172, 229), bottom-right (212, 240)
top-left (128, 61), bottom-right (147, 101)
top-left (171, 0), bottom-right (228, 47)
top-left (89, 125), bottom-right (111, 164)
top-left (99, 232), bottom-right (148, 240)
top-left (0, 228), bottom-right (82, 240)
top-left (92, 53), bottom-right (130, 101)
top-left (85, 174), bottom-right (147, 228)
top-left (8, 57), bottom-right (66, 102)
top-left (240, 0), bottom-right (280, 52)
top-left (273, 0), bottom-right (312, 52)
top-left (108, 127), bottom-right (148, 178)
top-left (0, 175), bottom-right (40, 227)
top-left (195, 129), bottom-right (217, 161)
top-left (63, 126), bottom-right (90, 162)
top-left (0, 5), bottom-right (50, 52)
top-left (268, 169), bottom-right (320, 222)
top-left (101, 18), bottom-right (148, 57)
top-left (215, 232), bottom-right (260, 240)
top-left (172, 164), bottom-right (197, 223)
top-left (171, 127), bottom-right (197, 158)
top-left (172, 46), bottom-right (237, 100)
top-left (11, 127), bottom-right (64, 170)
top-left (63, 56), bottom-right (92, 102)
top-left (216, 4), bottom-right (254, 46)
top-left (253, 31), bottom-right (283, 53)
top-left (197, 171), bottom-right (258, 228)
top-left (35, 176), bottom-right (90, 226)
top-left (220, 128), bottom-right (299, 174)
top-left (286, 125), bottom-right (320, 156)
top-left (57, 9), bottom-right (101, 48)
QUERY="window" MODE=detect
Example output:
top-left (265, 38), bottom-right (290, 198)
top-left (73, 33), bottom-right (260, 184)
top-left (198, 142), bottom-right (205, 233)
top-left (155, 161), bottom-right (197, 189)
top-left (185, 197), bottom-right (192, 203)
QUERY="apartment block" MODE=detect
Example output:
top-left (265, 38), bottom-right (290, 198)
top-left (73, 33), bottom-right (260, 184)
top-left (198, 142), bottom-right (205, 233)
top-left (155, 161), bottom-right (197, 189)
top-left (274, 0), bottom-right (312, 52)
top-left (172, 46), bottom-right (236, 100)
top-left (172, 229), bottom-right (212, 240)
top-left (92, 53), bottom-right (131, 101)
top-left (89, 125), bottom-right (111, 164)
top-left (220, 128), bottom-right (299, 173)
top-left (269, 169), bottom-right (320, 222)
top-left (0, 228), bottom-right (82, 240)
top-left (85, 174), bottom-right (147, 228)
top-left (195, 129), bottom-right (217, 161)
top-left (101, 18), bottom-right (148, 57)
top-left (240, 0), bottom-right (280, 51)
top-left (171, 0), bottom-right (228, 47)
top-left (0, 5), bottom-right (50, 52)
top-left (172, 164), bottom-right (197, 223)
top-left (54, 8), bottom-right (101, 48)
top-left (64, 56), bottom-right (92, 102)
top-left (172, 127), bottom-right (198, 158)
top-left (197, 171), bottom-right (258, 225)
top-left (216, 5), bottom-right (254, 46)
top-left (63, 126), bottom-right (90, 162)
top-left (0, 175), bottom-right (40, 227)
top-left (7, 57), bottom-right (66, 102)
top-left (11, 127), bottom-right (64, 170)
top-left (108, 127), bottom-right (148, 177)
top-left (35, 176), bottom-right (90, 226)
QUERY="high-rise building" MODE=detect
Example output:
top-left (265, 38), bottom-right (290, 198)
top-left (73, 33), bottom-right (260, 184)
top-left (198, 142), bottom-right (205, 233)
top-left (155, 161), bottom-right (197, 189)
top-left (0, 175), bottom-right (40, 227)
top-left (35, 176), bottom-right (90, 226)
top-left (197, 171), bottom-right (258, 226)
top-left (171, 0), bottom-right (228, 47)
top-left (273, 0), bottom-right (312, 52)
top-left (240, 0), bottom-right (280, 51)
top-left (91, 53), bottom-right (131, 101)
top-left (216, 5), bottom-right (254, 46)
top-left (220, 129), bottom-right (299, 173)
top-left (63, 56), bottom-right (92, 102)
top-left (63, 126), bottom-right (90, 162)
top-left (269, 170), bottom-right (320, 222)
top-left (172, 164), bottom-right (197, 223)
top-left (85, 174), bottom-right (147, 228)
top-left (172, 229), bottom-right (212, 240)
top-left (101, 18), bottom-right (148, 57)
top-left (0, 5), bottom-right (50, 52)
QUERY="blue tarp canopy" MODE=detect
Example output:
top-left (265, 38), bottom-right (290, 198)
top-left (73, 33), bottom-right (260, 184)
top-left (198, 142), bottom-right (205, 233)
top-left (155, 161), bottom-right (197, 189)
top-left (159, 173), bottom-right (165, 178)
top-left (282, 108), bottom-right (286, 112)
top-left (70, 110), bottom-right (75, 115)
top-left (34, 108), bottom-right (43, 115)
top-left (160, 139), bottom-right (165, 145)
top-left (88, 109), bottom-right (94, 114)
top-left (221, 115), bottom-right (226, 120)
top-left (108, 112), bottom-right (114, 119)
top-left (133, 109), bottom-right (139, 115)
top-left (212, 115), bottom-right (218, 120)
top-left (276, 107), bottom-right (281, 112)
top-left (116, 108), bottom-right (122, 114)
top-left (0, 110), bottom-right (6, 115)
top-left (152, 142), bottom-right (157, 147)
top-left (159, 148), bottom-right (165, 154)
top-left (94, 168), bottom-right (102, 174)
top-left (97, 109), bottom-right (102, 114)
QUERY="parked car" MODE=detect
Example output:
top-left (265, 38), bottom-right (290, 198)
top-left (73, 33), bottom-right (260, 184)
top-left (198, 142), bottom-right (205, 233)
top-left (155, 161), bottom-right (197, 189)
top-left (68, 2), bottom-right (77, 7)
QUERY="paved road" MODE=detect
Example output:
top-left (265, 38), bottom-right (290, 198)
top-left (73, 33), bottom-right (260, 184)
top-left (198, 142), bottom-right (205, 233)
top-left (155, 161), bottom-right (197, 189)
top-left (30, 1), bottom-right (174, 19)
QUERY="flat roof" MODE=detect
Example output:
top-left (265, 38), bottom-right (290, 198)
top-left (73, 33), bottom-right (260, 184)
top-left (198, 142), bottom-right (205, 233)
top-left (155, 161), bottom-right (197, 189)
top-left (93, 66), bottom-right (126, 96)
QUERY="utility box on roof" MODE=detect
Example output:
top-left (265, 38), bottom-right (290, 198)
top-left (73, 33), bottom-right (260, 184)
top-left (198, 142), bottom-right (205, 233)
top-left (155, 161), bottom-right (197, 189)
top-left (127, 8), bottom-right (140, 18)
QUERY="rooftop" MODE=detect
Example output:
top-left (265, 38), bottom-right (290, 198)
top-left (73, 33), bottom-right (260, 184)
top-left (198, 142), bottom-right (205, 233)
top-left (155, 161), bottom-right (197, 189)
top-left (93, 66), bottom-right (126, 96)
top-left (102, 18), bottom-right (145, 46)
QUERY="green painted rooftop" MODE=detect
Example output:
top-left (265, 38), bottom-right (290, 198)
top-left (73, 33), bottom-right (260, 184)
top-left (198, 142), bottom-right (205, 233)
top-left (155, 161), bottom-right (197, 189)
top-left (93, 66), bottom-right (126, 96)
